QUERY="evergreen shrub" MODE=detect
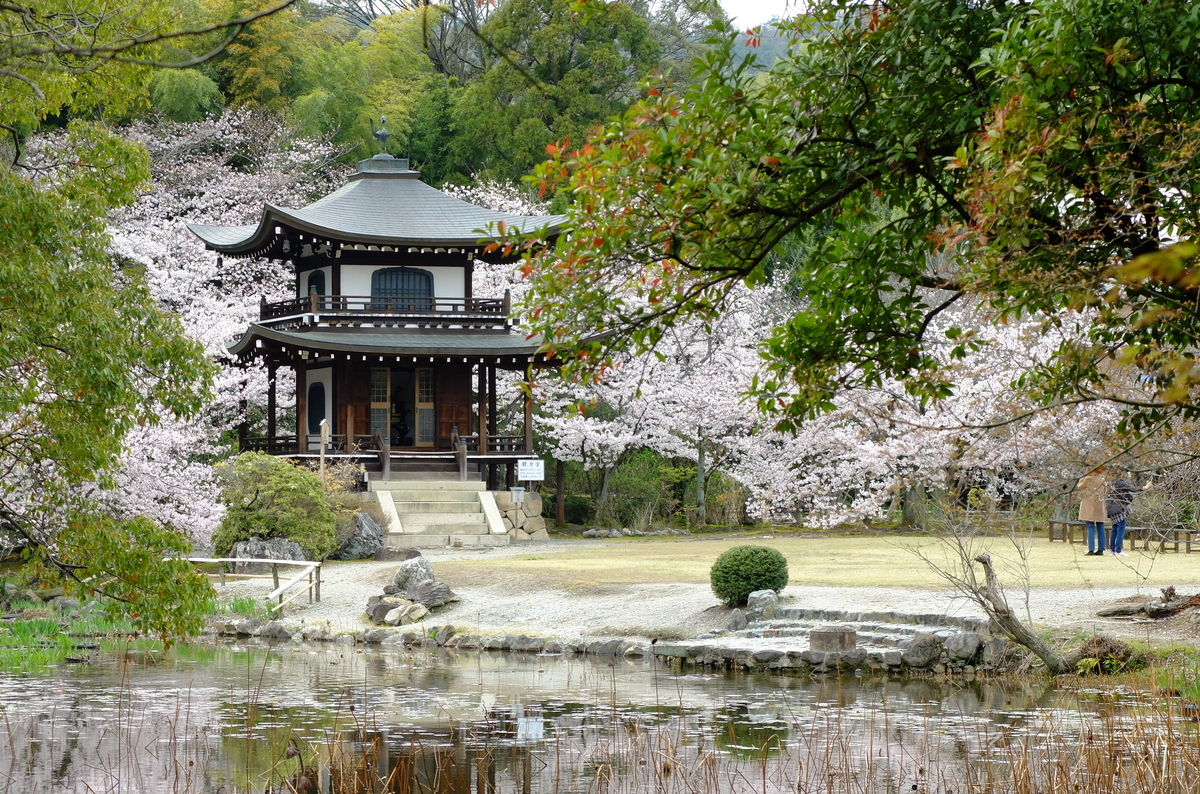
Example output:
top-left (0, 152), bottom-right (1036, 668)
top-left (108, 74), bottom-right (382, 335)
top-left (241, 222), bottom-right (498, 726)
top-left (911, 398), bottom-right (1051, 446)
top-left (709, 545), bottom-right (789, 607)
top-left (563, 494), bottom-right (593, 525)
top-left (213, 452), bottom-right (338, 560)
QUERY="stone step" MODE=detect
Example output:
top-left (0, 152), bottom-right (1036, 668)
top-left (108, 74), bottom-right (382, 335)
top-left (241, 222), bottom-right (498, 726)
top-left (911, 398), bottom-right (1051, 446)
top-left (390, 461), bottom-right (473, 471)
top-left (370, 480), bottom-right (486, 493)
top-left (393, 501), bottom-right (482, 513)
top-left (773, 607), bottom-right (987, 633)
top-left (385, 472), bottom-right (484, 482)
top-left (397, 512), bottom-right (487, 525)
top-left (382, 492), bottom-right (482, 505)
top-left (398, 522), bottom-right (491, 535)
top-left (384, 532), bottom-right (509, 549)
top-left (757, 620), bottom-right (924, 638)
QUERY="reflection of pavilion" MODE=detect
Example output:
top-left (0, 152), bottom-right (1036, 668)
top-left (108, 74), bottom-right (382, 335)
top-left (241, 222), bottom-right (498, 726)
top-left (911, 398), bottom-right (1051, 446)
top-left (190, 152), bottom-right (563, 488)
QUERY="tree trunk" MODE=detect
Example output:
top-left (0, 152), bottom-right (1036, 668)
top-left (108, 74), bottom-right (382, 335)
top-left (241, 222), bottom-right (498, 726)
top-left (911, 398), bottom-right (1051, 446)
top-left (598, 465), bottom-right (613, 506)
top-left (696, 434), bottom-right (707, 525)
top-left (555, 459), bottom-right (565, 527)
top-left (973, 552), bottom-right (1070, 674)
top-left (901, 485), bottom-right (925, 528)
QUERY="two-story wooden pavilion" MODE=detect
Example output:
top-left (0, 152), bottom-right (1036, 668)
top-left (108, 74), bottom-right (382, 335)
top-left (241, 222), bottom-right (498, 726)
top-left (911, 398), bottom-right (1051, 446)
top-left (189, 152), bottom-right (564, 486)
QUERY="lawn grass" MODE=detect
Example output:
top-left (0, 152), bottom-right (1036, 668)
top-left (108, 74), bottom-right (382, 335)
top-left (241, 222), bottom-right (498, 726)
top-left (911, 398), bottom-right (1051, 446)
top-left (437, 533), bottom-right (1200, 590)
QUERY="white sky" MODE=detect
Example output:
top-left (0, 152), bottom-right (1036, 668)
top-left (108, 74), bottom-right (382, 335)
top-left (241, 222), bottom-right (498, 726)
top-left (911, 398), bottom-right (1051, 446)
top-left (720, 0), bottom-right (797, 27)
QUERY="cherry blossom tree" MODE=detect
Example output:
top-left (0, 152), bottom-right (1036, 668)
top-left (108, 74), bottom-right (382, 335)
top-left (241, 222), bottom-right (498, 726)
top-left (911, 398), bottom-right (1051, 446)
top-left (101, 112), bottom-right (345, 548)
top-left (731, 307), bottom-right (1126, 527)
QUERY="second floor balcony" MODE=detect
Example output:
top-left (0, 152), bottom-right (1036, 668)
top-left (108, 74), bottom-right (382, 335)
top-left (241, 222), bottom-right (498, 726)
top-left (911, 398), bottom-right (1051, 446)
top-left (259, 291), bottom-right (513, 328)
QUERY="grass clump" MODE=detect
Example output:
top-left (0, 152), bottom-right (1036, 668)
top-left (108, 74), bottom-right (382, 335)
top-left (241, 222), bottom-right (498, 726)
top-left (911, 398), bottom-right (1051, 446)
top-left (1073, 634), bottom-right (1145, 675)
top-left (710, 545), bottom-right (789, 607)
top-left (226, 596), bottom-right (266, 619)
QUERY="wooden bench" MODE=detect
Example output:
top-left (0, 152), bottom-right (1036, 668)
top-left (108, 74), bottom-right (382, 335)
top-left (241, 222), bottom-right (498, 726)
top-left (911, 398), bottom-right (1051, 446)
top-left (1048, 521), bottom-right (1200, 553)
top-left (1048, 520), bottom-right (1084, 544)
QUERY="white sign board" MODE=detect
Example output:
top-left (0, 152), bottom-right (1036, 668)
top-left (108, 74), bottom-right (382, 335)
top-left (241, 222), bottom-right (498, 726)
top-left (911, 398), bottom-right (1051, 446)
top-left (517, 459), bottom-right (545, 481)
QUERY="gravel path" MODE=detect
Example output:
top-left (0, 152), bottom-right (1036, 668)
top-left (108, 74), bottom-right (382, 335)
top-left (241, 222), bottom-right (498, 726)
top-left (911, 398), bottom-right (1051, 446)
top-left (212, 541), bottom-right (1185, 644)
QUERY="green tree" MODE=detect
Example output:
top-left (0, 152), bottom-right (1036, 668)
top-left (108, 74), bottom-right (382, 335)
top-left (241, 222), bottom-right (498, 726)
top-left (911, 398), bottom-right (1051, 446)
top-left (518, 0), bottom-right (1200, 435)
top-left (213, 453), bottom-right (338, 560)
top-left (407, 75), bottom-right (460, 184)
top-left (0, 0), bottom-right (291, 641)
top-left (452, 0), bottom-right (661, 180)
top-left (217, 0), bottom-right (305, 111)
top-left (150, 69), bottom-right (226, 121)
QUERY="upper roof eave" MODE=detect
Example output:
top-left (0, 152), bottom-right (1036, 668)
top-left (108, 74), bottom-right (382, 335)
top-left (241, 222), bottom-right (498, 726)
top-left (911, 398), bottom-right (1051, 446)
top-left (187, 179), bottom-right (567, 256)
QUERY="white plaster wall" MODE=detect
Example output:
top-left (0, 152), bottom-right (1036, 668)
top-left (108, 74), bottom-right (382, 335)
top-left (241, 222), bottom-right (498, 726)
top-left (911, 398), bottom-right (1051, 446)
top-left (339, 264), bottom-right (466, 298)
top-left (297, 266), bottom-right (331, 299)
top-left (305, 367), bottom-right (333, 451)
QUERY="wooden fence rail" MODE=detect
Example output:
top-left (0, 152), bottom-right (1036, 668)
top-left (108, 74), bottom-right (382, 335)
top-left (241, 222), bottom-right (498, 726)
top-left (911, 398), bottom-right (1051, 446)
top-left (179, 557), bottom-right (322, 616)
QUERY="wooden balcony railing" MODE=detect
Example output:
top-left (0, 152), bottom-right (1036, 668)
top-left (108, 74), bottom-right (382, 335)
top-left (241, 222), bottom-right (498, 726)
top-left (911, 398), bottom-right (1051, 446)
top-left (242, 433), bottom-right (528, 455)
top-left (244, 435), bottom-right (300, 455)
top-left (451, 433), bottom-right (528, 454)
top-left (260, 292), bottom-right (511, 321)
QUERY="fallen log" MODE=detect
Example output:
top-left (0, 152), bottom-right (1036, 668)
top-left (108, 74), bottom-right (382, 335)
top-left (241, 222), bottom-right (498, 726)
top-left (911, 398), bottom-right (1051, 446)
top-left (1096, 588), bottom-right (1200, 619)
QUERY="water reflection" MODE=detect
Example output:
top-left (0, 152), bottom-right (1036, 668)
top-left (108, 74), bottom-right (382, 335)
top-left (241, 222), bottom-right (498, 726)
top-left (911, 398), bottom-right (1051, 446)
top-left (0, 642), bottom-right (1192, 793)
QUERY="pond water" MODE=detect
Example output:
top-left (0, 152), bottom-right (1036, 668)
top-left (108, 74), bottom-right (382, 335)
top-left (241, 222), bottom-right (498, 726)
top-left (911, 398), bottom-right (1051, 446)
top-left (0, 641), bottom-right (1195, 793)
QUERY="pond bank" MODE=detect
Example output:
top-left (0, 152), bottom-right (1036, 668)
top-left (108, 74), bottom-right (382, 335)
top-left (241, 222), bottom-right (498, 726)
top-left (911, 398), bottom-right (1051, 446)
top-left (211, 540), bottom-right (1197, 650)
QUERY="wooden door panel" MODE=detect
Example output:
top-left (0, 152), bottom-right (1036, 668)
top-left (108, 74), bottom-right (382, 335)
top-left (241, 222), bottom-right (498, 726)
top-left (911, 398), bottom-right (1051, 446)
top-left (435, 366), bottom-right (471, 448)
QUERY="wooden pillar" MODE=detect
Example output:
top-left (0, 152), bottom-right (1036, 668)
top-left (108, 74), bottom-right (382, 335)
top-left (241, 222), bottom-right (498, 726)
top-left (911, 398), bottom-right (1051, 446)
top-left (296, 363), bottom-right (307, 451)
top-left (237, 396), bottom-right (248, 452)
top-left (486, 364), bottom-right (498, 491)
top-left (344, 359), bottom-right (356, 450)
top-left (267, 363), bottom-right (277, 440)
top-left (487, 365), bottom-right (497, 436)
top-left (332, 262), bottom-right (341, 296)
top-left (522, 366), bottom-right (533, 454)
top-left (556, 459), bottom-right (565, 527)
top-left (478, 363), bottom-right (488, 454)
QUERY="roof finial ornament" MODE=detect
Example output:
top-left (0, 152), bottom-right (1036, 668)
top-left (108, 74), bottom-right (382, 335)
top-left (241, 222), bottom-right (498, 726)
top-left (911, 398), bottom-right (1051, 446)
top-left (370, 116), bottom-right (391, 155)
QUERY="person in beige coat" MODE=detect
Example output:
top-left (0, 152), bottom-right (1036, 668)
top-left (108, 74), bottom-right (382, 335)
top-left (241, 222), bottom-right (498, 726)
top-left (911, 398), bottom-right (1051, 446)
top-left (1077, 466), bottom-right (1108, 555)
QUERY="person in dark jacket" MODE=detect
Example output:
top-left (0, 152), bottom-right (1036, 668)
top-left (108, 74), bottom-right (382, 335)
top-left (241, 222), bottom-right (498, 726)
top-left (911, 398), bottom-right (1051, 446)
top-left (1108, 475), bottom-right (1151, 557)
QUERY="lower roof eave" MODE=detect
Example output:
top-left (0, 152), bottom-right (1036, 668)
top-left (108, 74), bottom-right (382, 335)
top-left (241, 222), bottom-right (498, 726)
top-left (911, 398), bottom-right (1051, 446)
top-left (227, 323), bottom-right (556, 367)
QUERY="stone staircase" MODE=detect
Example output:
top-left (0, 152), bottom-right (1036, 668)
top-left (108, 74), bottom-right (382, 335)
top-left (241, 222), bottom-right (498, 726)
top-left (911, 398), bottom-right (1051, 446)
top-left (364, 453), bottom-right (482, 482)
top-left (369, 480), bottom-right (508, 549)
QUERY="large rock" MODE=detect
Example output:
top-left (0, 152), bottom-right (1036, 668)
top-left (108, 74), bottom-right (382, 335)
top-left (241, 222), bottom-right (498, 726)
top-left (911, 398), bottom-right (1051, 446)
top-left (406, 580), bottom-right (459, 609)
top-left (494, 491), bottom-right (514, 511)
top-left (726, 609), bottom-right (748, 631)
top-left (524, 491), bottom-right (543, 517)
top-left (385, 603), bottom-right (430, 625)
top-left (746, 590), bottom-right (779, 621)
top-left (524, 516), bottom-right (547, 536)
top-left (230, 538), bottom-right (308, 574)
top-left (392, 555), bottom-right (434, 590)
top-left (809, 625), bottom-right (856, 652)
top-left (980, 636), bottom-right (1012, 666)
top-left (374, 547), bottom-right (422, 562)
top-left (261, 622), bottom-right (294, 641)
top-left (329, 512), bottom-right (384, 560)
top-left (945, 631), bottom-right (982, 662)
top-left (367, 597), bottom-right (413, 624)
top-left (902, 632), bottom-right (944, 668)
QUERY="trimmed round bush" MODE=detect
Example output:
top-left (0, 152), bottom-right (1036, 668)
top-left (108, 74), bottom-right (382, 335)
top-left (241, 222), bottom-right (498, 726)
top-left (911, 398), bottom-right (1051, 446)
top-left (213, 452), bottom-right (338, 560)
top-left (710, 545), bottom-right (789, 607)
